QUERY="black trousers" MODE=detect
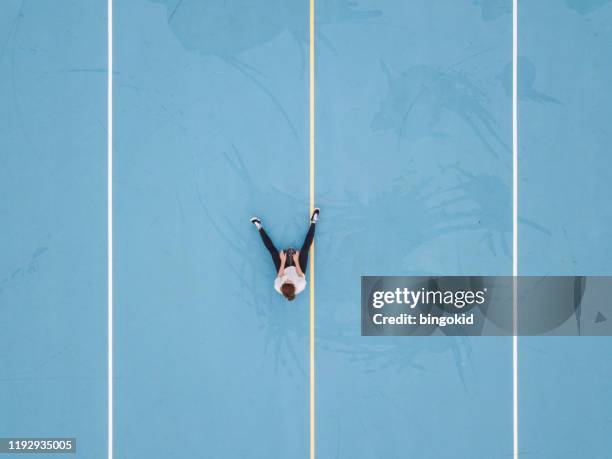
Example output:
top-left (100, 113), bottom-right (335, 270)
top-left (258, 223), bottom-right (316, 273)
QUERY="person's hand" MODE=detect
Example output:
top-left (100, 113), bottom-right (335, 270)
top-left (292, 251), bottom-right (300, 263)
top-left (279, 251), bottom-right (287, 263)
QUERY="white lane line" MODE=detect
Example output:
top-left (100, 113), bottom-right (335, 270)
top-left (512, 0), bottom-right (519, 457)
top-left (309, 1), bottom-right (316, 458)
top-left (107, 1), bottom-right (113, 458)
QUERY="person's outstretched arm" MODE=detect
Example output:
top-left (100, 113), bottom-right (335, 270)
top-left (293, 251), bottom-right (305, 277)
top-left (277, 251), bottom-right (287, 277)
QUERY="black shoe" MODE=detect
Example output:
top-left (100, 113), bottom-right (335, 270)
top-left (250, 217), bottom-right (262, 229)
top-left (311, 208), bottom-right (320, 223)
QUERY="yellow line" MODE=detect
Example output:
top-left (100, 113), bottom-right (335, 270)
top-left (308, 0), bottom-right (315, 458)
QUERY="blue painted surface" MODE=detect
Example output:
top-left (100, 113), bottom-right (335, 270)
top-left (519, 1), bottom-right (612, 458)
top-left (113, 1), bottom-right (308, 458)
top-left (1, 0), bottom-right (612, 458)
top-left (315, 1), bottom-right (513, 457)
top-left (0, 1), bottom-right (107, 457)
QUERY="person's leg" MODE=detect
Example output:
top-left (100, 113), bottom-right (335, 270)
top-left (258, 227), bottom-right (281, 272)
top-left (298, 223), bottom-right (316, 272)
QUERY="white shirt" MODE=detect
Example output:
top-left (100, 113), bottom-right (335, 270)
top-left (274, 266), bottom-right (306, 295)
